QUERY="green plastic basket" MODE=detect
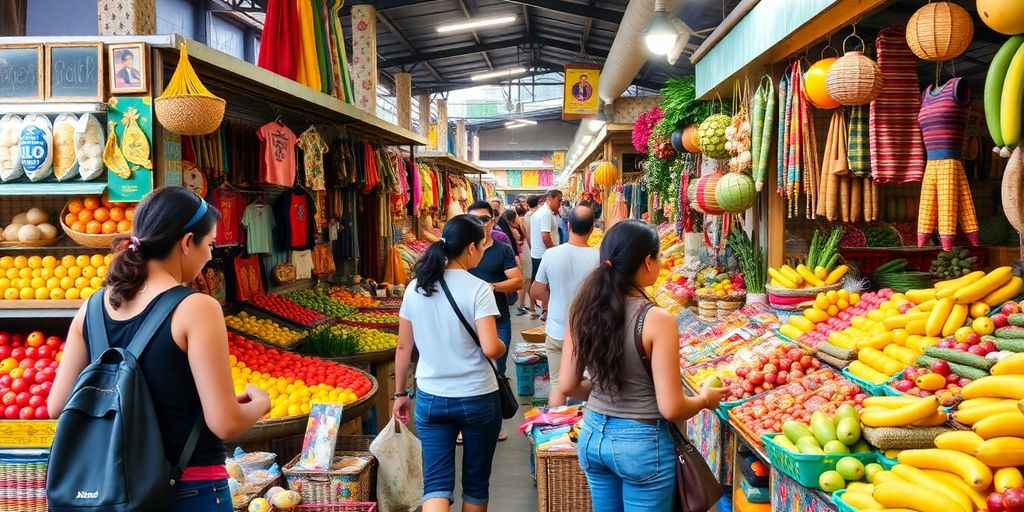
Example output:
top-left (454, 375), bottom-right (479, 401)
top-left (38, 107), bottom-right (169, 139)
top-left (760, 433), bottom-right (878, 489)
top-left (876, 451), bottom-right (898, 469)
top-left (832, 489), bottom-right (858, 512)
top-left (841, 367), bottom-right (896, 396)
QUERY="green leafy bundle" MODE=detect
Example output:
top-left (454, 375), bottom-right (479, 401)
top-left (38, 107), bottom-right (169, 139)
top-left (657, 77), bottom-right (715, 136)
top-left (726, 226), bottom-right (766, 293)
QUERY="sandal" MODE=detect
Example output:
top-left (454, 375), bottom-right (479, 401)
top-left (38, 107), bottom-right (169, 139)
top-left (540, 310), bottom-right (547, 322)
top-left (498, 431), bottom-right (509, 442)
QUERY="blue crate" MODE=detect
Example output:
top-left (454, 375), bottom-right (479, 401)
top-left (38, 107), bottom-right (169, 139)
top-left (515, 359), bottom-right (549, 396)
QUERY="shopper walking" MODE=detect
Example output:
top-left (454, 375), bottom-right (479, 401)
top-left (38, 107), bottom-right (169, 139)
top-left (559, 220), bottom-right (728, 512)
top-left (531, 206), bottom-right (599, 406)
top-left (392, 215), bottom-right (505, 512)
top-left (520, 197), bottom-right (540, 317)
top-left (48, 186), bottom-right (271, 512)
top-left (529, 189), bottom-right (562, 320)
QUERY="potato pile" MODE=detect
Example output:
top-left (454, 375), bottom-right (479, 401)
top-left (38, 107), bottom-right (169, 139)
top-left (2, 208), bottom-right (58, 243)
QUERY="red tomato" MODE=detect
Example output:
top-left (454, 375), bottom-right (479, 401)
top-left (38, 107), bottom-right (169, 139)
top-left (18, 358), bottom-right (34, 369)
top-left (45, 336), bottom-right (61, 349)
top-left (1, 391), bottom-right (16, 406)
top-left (0, 346), bottom-right (11, 360)
top-left (15, 391), bottom-right (30, 407)
top-left (36, 346), bottom-right (51, 359)
top-left (21, 368), bottom-right (35, 383)
top-left (4, 404), bottom-right (19, 419)
top-left (28, 395), bottom-right (44, 408)
top-left (19, 406), bottom-right (34, 420)
top-left (11, 379), bottom-right (28, 394)
top-left (25, 332), bottom-right (44, 348)
top-left (34, 405), bottom-right (48, 419)
top-left (0, 333), bottom-right (8, 346)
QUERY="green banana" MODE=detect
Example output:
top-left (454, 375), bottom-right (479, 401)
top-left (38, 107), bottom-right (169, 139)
top-left (986, 36), bottom-right (1024, 150)
top-left (1001, 38), bottom-right (1024, 150)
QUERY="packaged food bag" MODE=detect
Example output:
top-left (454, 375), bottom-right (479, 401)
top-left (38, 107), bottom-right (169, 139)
top-left (74, 114), bottom-right (105, 181)
top-left (19, 114), bottom-right (53, 182)
top-left (52, 113), bottom-right (79, 181)
top-left (0, 114), bottom-right (23, 182)
top-left (369, 417), bottom-right (422, 512)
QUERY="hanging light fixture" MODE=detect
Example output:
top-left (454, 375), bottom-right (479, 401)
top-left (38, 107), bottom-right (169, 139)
top-left (644, 0), bottom-right (678, 55)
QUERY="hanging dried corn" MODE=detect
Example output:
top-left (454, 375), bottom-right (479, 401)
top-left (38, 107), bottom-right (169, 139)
top-left (752, 76), bottom-right (775, 192)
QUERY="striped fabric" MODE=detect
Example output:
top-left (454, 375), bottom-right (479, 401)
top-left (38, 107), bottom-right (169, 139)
top-left (848, 105), bottom-right (871, 177)
top-left (919, 77), bottom-right (970, 160)
top-left (917, 159), bottom-right (979, 250)
top-left (870, 27), bottom-right (926, 183)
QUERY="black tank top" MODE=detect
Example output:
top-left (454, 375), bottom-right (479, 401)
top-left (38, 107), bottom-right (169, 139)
top-left (83, 288), bottom-right (227, 467)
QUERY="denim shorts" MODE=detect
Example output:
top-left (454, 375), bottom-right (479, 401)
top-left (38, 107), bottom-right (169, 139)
top-left (168, 479), bottom-right (232, 512)
top-left (415, 389), bottom-right (502, 505)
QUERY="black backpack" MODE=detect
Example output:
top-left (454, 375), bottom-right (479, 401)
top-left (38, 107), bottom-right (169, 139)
top-left (46, 287), bottom-right (203, 511)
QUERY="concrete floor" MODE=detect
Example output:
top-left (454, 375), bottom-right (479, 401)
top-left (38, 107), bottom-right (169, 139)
top-left (451, 310), bottom-right (542, 512)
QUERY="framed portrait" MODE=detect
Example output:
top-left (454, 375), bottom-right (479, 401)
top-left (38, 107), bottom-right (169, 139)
top-left (107, 42), bottom-right (148, 94)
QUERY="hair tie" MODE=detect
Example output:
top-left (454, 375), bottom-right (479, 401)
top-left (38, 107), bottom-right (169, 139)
top-left (603, 259), bottom-right (612, 267)
top-left (128, 236), bottom-right (141, 253)
top-left (440, 237), bottom-right (447, 248)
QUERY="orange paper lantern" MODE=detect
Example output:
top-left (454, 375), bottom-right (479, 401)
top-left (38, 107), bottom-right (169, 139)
top-left (594, 161), bottom-right (619, 187)
top-left (683, 125), bottom-right (700, 153)
top-left (805, 58), bottom-right (840, 109)
top-left (906, 2), bottom-right (974, 61)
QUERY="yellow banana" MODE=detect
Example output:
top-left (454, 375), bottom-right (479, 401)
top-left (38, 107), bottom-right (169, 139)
top-left (896, 449), bottom-right (993, 491)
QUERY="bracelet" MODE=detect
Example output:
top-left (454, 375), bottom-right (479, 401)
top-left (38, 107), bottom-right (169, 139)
top-left (393, 391), bottom-right (409, 398)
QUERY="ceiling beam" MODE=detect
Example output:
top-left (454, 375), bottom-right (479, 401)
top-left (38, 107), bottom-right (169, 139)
top-left (376, 11), bottom-right (445, 82)
top-left (384, 36), bottom-right (608, 67)
top-left (413, 65), bottom-right (562, 94)
top-left (499, 0), bottom-right (623, 24)
top-left (522, 5), bottom-right (531, 37)
top-left (456, 0), bottom-right (494, 71)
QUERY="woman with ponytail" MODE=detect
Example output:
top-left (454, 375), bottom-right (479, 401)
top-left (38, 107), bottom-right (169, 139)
top-left (48, 186), bottom-right (270, 512)
top-left (393, 215), bottom-right (505, 512)
top-left (559, 220), bottom-right (728, 512)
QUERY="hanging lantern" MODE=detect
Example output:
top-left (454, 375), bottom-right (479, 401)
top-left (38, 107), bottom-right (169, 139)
top-left (683, 124), bottom-right (700, 153)
top-left (671, 126), bottom-right (686, 152)
top-left (826, 45), bottom-right (884, 106)
top-left (977, 0), bottom-right (1024, 36)
top-left (695, 172), bottom-right (725, 215)
top-left (593, 160), bottom-right (619, 187)
top-left (805, 58), bottom-right (840, 109)
top-left (716, 172), bottom-right (757, 212)
top-left (698, 115), bottom-right (731, 160)
top-left (906, 2), bottom-right (974, 61)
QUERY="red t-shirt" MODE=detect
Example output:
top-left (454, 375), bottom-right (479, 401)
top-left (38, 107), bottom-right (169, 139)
top-left (288, 191), bottom-right (312, 249)
top-left (258, 122), bottom-right (297, 187)
top-left (209, 186), bottom-right (245, 247)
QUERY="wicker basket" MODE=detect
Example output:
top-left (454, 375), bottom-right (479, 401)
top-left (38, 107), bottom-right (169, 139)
top-left (0, 450), bottom-right (47, 512)
top-left (906, 2), bottom-right (973, 61)
top-left (522, 326), bottom-right (547, 344)
top-left (0, 235), bottom-right (62, 248)
top-left (59, 206), bottom-right (119, 249)
top-left (826, 41), bottom-right (883, 106)
top-left (278, 504), bottom-right (378, 512)
top-left (765, 282), bottom-right (842, 297)
top-left (283, 451), bottom-right (377, 504)
top-left (154, 95), bottom-right (226, 136)
top-left (536, 448), bottom-right (592, 512)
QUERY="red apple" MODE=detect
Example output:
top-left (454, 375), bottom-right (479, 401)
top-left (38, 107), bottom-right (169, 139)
top-left (945, 373), bottom-right (961, 385)
top-left (1003, 303), bottom-right (1018, 316)
top-left (1003, 488), bottom-right (1024, 512)
top-left (969, 345), bottom-right (988, 357)
top-left (931, 359), bottom-right (951, 376)
top-left (994, 313), bottom-right (1010, 327)
top-left (966, 333), bottom-right (982, 345)
top-left (980, 340), bottom-right (998, 354)
top-left (954, 342), bottom-right (970, 352)
top-left (904, 367), bottom-right (919, 381)
top-left (988, 492), bottom-right (1007, 512)
top-left (893, 380), bottom-right (914, 392)
top-left (937, 338), bottom-right (956, 349)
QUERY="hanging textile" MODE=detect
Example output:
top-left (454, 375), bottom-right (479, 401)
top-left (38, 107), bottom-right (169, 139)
top-left (538, 170), bottom-right (554, 187)
top-left (871, 26), bottom-right (926, 183)
top-left (847, 105), bottom-right (871, 177)
top-left (522, 170), bottom-right (539, 187)
top-left (330, 0), bottom-right (354, 103)
top-left (507, 170), bottom-right (521, 187)
top-left (360, 192), bottom-right (384, 279)
top-left (295, 0), bottom-right (321, 91)
top-left (257, 0), bottom-right (299, 80)
top-left (311, 0), bottom-right (330, 95)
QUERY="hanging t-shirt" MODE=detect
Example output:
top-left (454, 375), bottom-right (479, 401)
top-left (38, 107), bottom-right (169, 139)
top-left (208, 186), bottom-right (245, 247)
top-left (234, 255), bottom-right (264, 301)
top-left (273, 188), bottom-right (317, 250)
top-left (241, 203), bottom-right (275, 254)
top-left (296, 126), bottom-right (327, 190)
top-left (292, 250), bottom-right (314, 280)
top-left (258, 122), bottom-right (297, 187)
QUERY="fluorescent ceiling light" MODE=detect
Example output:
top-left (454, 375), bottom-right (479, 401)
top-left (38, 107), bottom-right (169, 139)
top-left (471, 67), bottom-right (528, 82)
top-left (644, 6), bottom-right (679, 55)
top-left (437, 15), bottom-right (517, 33)
top-left (506, 122), bottom-right (527, 129)
top-left (512, 118), bottom-right (537, 125)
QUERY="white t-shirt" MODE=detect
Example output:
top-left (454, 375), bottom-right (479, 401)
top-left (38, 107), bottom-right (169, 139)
top-left (529, 204), bottom-right (560, 259)
top-left (398, 269), bottom-right (500, 397)
top-left (535, 243), bottom-right (601, 340)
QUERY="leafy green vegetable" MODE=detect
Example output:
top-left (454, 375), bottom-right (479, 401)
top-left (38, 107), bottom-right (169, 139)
top-left (658, 77), bottom-right (715, 135)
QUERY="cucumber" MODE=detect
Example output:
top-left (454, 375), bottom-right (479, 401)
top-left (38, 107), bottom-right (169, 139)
top-left (995, 338), bottom-right (1024, 352)
top-left (1010, 314), bottom-right (1024, 327)
top-left (924, 346), bottom-right (995, 370)
top-left (996, 326), bottom-right (1024, 339)
top-left (915, 355), bottom-right (990, 380)
top-left (876, 259), bottom-right (908, 275)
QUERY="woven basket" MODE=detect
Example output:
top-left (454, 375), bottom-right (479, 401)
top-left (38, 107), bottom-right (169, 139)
top-left (536, 448), bottom-right (592, 512)
top-left (284, 504), bottom-right (377, 512)
top-left (0, 235), bottom-right (62, 248)
top-left (906, 2), bottom-right (973, 61)
top-left (59, 206), bottom-right (118, 249)
top-left (0, 451), bottom-right (47, 512)
top-left (826, 47), bottom-right (883, 106)
top-left (765, 282), bottom-right (842, 297)
top-left (154, 95), bottom-right (226, 136)
top-left (283, 451), bottom-right (376, 503)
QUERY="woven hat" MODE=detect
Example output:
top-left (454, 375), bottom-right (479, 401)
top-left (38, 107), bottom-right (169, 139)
top-left (906, 2), bottom-right (973, 61)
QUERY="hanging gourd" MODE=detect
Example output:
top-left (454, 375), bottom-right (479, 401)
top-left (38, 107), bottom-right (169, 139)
top-left (826, 35), bottom-right (884, 106)
top-left (682, 124), bottom-right (700, 153)
top-left (977, 0), bottom-right (1024, 36)
top-left (593, 160), bottom-right (619, 187)
top-left (805, 57), bottom-right (840, 109)
top-left (670, 126), bottom-right (686, 152)
top-left (155, 42), bottom-right (226, 136)
top-left (695, 172), bottom-right (725, 215)
top-left (716, 172), bottom-right (756, 212)
top-left (698, 114), bottom-right (731, 160)
top-left (906, 2), bottom-right (974, 61)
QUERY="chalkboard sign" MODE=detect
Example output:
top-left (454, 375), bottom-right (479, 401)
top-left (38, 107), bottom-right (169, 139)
top-left (0, 44), bottom-right (44, 102)
top-left (46, 43), bottom-right (103, 101)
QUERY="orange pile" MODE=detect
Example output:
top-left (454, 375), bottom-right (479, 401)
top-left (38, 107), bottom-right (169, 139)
top-left (64, 195), bottom-right (134, 236)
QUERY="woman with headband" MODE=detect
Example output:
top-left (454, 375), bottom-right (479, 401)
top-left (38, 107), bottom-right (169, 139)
top-left (48, 186), bottom-right (270, 512)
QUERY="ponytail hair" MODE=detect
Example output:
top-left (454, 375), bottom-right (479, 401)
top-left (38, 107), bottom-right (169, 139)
top-left (567, 219), bottom-right (660, 395)
top-left (104, 186), bottom-right (221, 309)
top-left (412, 214), bottom-right (485, 296)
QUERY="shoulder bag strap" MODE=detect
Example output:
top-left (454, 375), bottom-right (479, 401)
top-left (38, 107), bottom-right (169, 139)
top-left (84, 289), bottom-right (110, 360)
top-left (631, 301), bottom-right (656, 378)
top-left (439, 278), bottom-right (499, 374)
top-left (124, 286), bottom-right (195, 360)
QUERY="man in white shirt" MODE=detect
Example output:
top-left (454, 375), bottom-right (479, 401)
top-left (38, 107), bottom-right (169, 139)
top-left (531, 205), bottom-right (599, 405)
top-left (529, 189), bottom-right (562, 318)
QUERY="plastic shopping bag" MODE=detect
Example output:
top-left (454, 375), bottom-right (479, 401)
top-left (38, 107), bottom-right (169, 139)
top-left (369, 417), bottom-right (422, 512)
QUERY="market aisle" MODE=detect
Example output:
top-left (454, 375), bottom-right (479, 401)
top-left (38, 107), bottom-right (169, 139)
top-left (452, 311), bottom-right (541, 511)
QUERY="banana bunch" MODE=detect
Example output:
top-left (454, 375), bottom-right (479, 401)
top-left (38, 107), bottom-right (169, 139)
top-left (157, 43), bottom-right (220, 100)
top-left (985, 36), bottom-right (1024, 156)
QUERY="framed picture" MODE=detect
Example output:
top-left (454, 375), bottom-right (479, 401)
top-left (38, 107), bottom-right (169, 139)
top-left (107, 42), bottom-right (147, 94)
top-left (0, 44), bottom-right (44, 102)
top-left (45, 43), bottom-right (104, 102)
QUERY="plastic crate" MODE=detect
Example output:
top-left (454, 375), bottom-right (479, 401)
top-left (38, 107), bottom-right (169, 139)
top-left (515, 359), bottom-right (549, 396)
top-left (877, 451), bottom-right (898, 469)
top-left (760, 433), bottom-right (878, 489)
top-left (839, 249), bottom-right (891, 274)
top-left (841, 367), bottom-right (896, 397)
top-left (832, 490), bottom-right (858, 512)
top-left (739, 473), bottom-right (770, 503)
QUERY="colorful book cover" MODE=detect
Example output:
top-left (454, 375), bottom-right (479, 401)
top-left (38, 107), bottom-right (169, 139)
top-left (296, 402), bottom-right (344, 470)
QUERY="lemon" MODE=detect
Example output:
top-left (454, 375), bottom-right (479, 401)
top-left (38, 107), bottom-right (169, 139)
top-left (0, 256), bottom-right (13, 269)
top-left (30, 268), bottom-right (40, 278)
top-left (5, 268), bottom-right (17, 280)
top-left (65, 288), bottom-right (80, 300)
top-left (53, 266), bottom-right (67, 278)
top-left (27, 256), bottom-right (41, 269)
top-left (34, 288), bottom-right (48, 300)
top-left (0, 278), bottom-right (8, 290)
top-left (13, 256), bottom-right (27, 268)
top-left (67, 266), bottom-right (81, 279)
top-left (39, 267), bottom-right (52, 279)
top-left (90, 277), bottom-right (103, 289)
top-left (60, 277), bottom-right (74, 290)
top-left (90, 254), bottom-right (104, 268)
top-left (4, 288), bottom-right (17, 300)
top-left (82, 266), bottom-right (96, 279)
top-left (80, 287), bottom-right (95, 299)
top-left (61, 255), bottom-right (75, 267)
top-left (42, 256), bottom-right (57, 269)
top-left (75, 255), bottom-right (90, 268)
top-left (74, 277), bottom-right (89, 290)
top-left (19, 288), bottom-right (33, 300)
top-left (97, 265), bottom-right (107, 278)
top-left (103, 254), bottom-right (113, 265)
top-left (29, 277), bottom-right (44, 289)
top-left (45, 277), bottom-right (59, 290)
top-left (49, 288), bottom-right (65, 300)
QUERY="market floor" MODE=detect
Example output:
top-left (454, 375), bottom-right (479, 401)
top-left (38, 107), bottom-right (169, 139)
top-left (452, 310), bottom-right (542, 512)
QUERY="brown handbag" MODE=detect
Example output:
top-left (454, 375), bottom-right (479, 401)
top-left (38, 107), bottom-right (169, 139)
top-left (632, 302), bottom-right (723, 512)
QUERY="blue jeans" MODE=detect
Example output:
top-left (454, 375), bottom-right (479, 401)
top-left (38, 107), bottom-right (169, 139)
top-left (168, 479), bottom-right (232, 512)
top-left (577, 410), bottom-right (677, 512)
top-left (496, 314), bottom-right (512, 375)
top-left (415, 389), bottom-right (502, 505)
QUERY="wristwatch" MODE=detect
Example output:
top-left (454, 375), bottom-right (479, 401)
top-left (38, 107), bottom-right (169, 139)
top-left (393, 390), bottom-right (409, 398)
